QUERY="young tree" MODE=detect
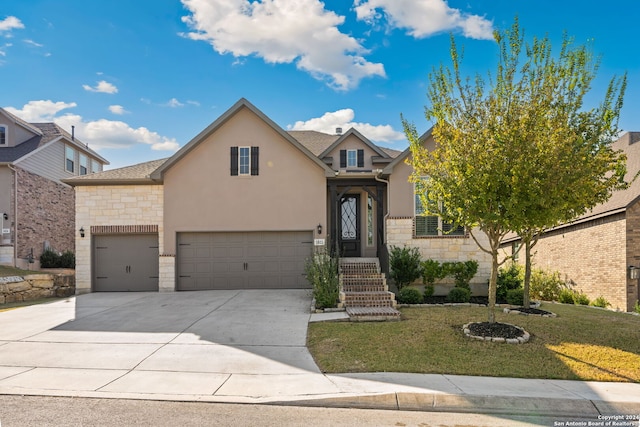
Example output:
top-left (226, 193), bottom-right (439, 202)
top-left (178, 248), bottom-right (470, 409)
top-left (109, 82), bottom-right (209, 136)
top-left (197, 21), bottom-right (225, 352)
top-left (405, 18), bottom-right (627, 322)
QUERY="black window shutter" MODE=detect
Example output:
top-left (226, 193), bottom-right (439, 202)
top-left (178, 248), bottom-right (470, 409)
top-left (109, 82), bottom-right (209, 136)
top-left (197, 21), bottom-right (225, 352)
top-left (357, 149), bottom-right (364, 167)
top-left (340, 150), bottom-right (347, 168)
top-left (230, 146), bottom-right (238, 176)
top-left (251, 146), bottom-right (259, 176)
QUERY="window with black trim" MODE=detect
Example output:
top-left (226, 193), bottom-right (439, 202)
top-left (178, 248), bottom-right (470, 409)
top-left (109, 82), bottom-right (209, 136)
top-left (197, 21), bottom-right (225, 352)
top-left (230, 146), bottom-right (259, 176)
top-left (340, 149), bottom-right (364, 168)
top-left (414, 180), bottom-right (464, 237)
top-left (0, 125), bottom-right (6, 145)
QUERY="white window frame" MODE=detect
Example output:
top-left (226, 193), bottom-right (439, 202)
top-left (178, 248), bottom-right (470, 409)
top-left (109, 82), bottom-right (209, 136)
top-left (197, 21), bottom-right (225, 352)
top-left (91, 159), bottom-right (100, 173)
top-left (0, 125), bottom-right (7, 145)
top-left (414, 181), bottom-right (464, 237)
top-left (79, 153), bottom-right (88, 175)
top-left (65, 145), bottom-right (75, 173)
top-left (347, 149), bottom-right (357, 167)
top-left (238, 146), bottom-right (250, 175)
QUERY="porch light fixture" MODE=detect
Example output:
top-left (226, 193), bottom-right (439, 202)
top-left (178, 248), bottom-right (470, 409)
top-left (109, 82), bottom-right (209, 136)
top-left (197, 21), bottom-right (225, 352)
top-left (317, 224), bottom-right (322, 235)
top-left (629, 265), bottom-right (639, 280)
top-left (79, 227), bottom-right (85, 238)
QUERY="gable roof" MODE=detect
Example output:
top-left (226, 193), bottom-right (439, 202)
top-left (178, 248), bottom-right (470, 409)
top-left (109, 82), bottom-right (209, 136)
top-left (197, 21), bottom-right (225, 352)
top-left (287, 130), bottom-right (339, 156)
top-left (318, 127), bottom-right (391, 159)
top-left (64, 158), bottom-right (167, 186)
top-left (0, 107), bottom-right (44, 136)
top-left (382, 127), bottom-right (433, 175)
top-left (151, 98), bottom-right (335, 180)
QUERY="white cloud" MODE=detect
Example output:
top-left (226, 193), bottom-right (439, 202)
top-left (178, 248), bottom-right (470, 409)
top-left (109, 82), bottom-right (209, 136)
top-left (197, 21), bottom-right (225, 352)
top-left (23, 39), bottom-right (43, 47)
top-left (6, 100), bottom-right (179, 152)
top-left (354, 0), bottom-right (493, 40)
top-left (166, 98), bottom-right (184, 107)
top-left (180, 0), bottom-right (385, 91)
top-left (0, 16), bottom-right (24, 34)
top-left (289, 109), bottom-right (405, 143)
top-left (108, 105), bottom-right (127, 115)
top-left (82, 80), bottom-right (118, 94)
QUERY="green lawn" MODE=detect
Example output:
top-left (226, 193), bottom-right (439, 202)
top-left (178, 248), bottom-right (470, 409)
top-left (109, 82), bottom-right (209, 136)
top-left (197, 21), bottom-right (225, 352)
top-left (0, 265), bottom-right (38, 277)
top-left (307, 303), bottom-right (640, 382)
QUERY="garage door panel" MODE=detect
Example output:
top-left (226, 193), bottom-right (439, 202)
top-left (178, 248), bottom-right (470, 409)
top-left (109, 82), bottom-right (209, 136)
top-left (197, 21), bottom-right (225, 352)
top-left (177, 231), bottom-right (312, 290)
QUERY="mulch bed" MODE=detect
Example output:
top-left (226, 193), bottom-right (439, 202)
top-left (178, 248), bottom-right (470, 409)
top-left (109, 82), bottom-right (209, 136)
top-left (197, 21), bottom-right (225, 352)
top-left (507, 307), bottom-right (554, 316)
top-left (468, 322), bottom-right (524, 339)
top-left (422, 296), bottom-right (502, 305)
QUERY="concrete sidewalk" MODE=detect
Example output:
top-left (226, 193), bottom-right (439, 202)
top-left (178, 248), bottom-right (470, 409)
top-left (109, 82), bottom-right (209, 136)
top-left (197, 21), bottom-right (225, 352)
top-left (0, 291), bottom-right (638, 419)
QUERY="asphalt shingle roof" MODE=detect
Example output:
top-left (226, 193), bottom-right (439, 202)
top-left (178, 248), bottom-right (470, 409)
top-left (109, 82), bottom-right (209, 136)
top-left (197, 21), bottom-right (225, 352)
top-left (64, 158), bottom-right (168, 184)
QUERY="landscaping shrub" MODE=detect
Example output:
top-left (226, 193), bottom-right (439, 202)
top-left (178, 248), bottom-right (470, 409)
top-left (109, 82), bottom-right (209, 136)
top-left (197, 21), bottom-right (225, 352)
top-left (305, 253), bottom-right (339, 309)
top-left (590, 296), bottom-right (610, 308)
top-left (40, 248), bottom-right (60, 268)
top-left (59, 251), bottom-right (76, 269)
top-left (446, 287), bottom-right (471, 303)
top-left (398, 287), bottom-right (423, 304)
top-left (423, 284), bottom-right (435, 298)
top-left (421, 259), bottom-right (446, 287)
top-left (443, 260), bottom-right (478, 291)
top-left (573, 291), bottom-right (590, 306)
top-left (506, 288), bottom-right (525, 306)
top-left (558, 288), bottom-right (575, 304)
top-left (635, 300), bottom-right (640, 314)
top-left (497, 263), bottom-right (523, 302)
top-left (530, 268), bottom-right (565, 301)
top-left (389, 246), bottom-right (422, 291)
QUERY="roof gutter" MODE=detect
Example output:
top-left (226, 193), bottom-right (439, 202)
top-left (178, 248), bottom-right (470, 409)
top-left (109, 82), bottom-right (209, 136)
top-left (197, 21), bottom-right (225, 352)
top-left (7, 164), bottom-right (17, 267)
top-left (375, 169), bottom-right (390, 247)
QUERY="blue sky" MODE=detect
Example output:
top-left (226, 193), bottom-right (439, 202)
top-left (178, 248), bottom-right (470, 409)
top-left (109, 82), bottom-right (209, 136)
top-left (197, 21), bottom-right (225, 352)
top-left (2, 0), bottom-right (639, 169)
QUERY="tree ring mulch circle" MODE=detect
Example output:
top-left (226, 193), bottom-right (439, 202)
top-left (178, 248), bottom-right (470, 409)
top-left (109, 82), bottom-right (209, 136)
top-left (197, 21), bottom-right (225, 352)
top-left (463, 322), bottom-right (530, 344)
top-left (503, 307), bottom-right (557, 317)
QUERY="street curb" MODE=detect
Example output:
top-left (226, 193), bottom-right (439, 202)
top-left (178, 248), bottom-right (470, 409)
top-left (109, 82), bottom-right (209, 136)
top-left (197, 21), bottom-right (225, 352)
top-left (271, 393), bottom-right (640, 417)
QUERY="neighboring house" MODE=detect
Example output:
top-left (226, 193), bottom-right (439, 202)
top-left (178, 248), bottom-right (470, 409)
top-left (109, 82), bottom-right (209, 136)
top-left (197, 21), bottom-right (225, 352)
top-left (0, 108), bottom-right (109, 268)
top-left (65, 98), bottom-right (491, 295)
top-left (502, 132), bottom-right (640, 312)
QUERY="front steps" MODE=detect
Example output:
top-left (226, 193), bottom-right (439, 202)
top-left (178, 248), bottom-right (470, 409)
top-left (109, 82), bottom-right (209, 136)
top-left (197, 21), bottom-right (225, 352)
top-left (339, 258), bottom-right (400, 321)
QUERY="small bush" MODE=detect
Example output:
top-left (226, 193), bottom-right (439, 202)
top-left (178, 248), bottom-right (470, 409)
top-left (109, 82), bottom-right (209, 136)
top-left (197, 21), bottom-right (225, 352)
top-left (398, 287), bottom-right (423, 304)
top-left (530, 269), bottom-right (565, 301)
top-left (389, 246), bottom-right (422, 291)
top-left (635, 300), bottom-right (640, 314)
top-left (423, 283), bottom-right (435, 298)
top-left (447, 287), bottom-right (471, 303)
top-left (40, 248), bottom-right (60, 268)
top-left (305, 253), bottom-right (339, 309)
top-left (558, 288), bottom-right (575, 304)
top-left (506, 288), bottom-right (525, 306)
top-left (421, 259), bottom-right (446, 286)
top-left (497, 263), bottom-right (523, 302)
top-left (443, 260), bottom-right (478, 291)
top-left (590, 296), bottom-right (610, 308)
top-left (59, 251), bottom-right (76, 269)
top-left (574, 291), bottom-right (590, 306)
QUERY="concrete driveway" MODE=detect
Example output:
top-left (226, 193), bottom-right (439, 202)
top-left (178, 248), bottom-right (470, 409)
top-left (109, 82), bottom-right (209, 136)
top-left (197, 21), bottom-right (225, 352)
top-left (0, 290), bottom-right (344, 401)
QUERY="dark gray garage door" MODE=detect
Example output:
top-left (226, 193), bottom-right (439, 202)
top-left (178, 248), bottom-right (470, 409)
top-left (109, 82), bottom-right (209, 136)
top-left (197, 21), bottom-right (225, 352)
top-left (94, 234), bottom-right (159, 292)
top-left (177, 231), bottom-right (313, 290)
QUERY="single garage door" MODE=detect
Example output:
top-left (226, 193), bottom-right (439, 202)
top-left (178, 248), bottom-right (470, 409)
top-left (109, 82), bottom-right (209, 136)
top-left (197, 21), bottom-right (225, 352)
top-left (94, 234), bottom-right (159, 292)
top-left (177, 231), bottom-right (313, 290)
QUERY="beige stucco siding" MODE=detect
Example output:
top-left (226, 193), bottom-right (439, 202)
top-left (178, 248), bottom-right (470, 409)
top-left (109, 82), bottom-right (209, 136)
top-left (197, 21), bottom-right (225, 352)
top-left (75, 185), bottom-right (164, 293)
top-left (162, 107), bottom-right (327, 254)
top-left (325, 134), bottom-right (381, 170)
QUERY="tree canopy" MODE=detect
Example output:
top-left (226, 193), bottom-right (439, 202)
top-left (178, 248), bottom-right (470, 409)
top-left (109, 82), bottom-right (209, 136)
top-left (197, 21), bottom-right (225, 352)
top-left (404, 18), bottom-right (627, 322)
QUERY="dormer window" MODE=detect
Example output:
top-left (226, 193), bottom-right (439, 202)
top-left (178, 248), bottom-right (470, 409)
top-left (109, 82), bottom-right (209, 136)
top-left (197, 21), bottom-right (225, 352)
top-left (0, 125), bottom-right (6, 145)
top-left (339, 149), bottom-right (364, 168)
top-left (347, 150), bottom-right (357, 167)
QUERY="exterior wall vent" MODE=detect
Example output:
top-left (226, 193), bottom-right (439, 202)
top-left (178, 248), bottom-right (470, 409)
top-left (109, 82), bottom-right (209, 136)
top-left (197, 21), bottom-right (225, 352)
top-left (336, 127), bottom-right (342, 135)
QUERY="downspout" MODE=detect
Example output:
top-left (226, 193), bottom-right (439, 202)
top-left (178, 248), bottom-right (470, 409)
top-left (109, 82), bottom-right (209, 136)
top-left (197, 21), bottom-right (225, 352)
top-left (8, 164), bottom-right (17, 267)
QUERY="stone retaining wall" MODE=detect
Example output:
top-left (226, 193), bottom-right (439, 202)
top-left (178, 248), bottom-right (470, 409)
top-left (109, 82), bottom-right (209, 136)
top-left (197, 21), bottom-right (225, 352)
top-left (0, 274), bottom-right (75, 304)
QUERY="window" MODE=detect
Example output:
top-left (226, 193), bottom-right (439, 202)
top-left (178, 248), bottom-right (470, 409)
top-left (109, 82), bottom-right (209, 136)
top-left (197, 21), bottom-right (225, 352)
top-left (91, 159), bottom-right (101, 173)
top-left (512, 242), bottom-right (520, 262)
top-left (0, 125), bottom-right (6, 145)
top-left (230, 146), bottom-right (259, 176)
top-left (339, 149), bottom-right (365, 168)
top-left (65, 145), bottom-right (75, 173)
top-left (367, 194), bottom-right (374, 246)
top-left (414, 181), bottom-right (464, 237)
top-left (79, 154), bottom-right (88, 175)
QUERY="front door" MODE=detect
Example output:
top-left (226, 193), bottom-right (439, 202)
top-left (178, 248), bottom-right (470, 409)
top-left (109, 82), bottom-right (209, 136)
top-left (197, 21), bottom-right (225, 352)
top-left (339, 194), bottom-right (360, 257)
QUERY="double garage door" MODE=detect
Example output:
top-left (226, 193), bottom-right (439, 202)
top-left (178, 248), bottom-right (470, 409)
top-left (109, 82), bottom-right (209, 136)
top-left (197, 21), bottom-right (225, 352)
top-left (177, 231), bottom-right (313, 290)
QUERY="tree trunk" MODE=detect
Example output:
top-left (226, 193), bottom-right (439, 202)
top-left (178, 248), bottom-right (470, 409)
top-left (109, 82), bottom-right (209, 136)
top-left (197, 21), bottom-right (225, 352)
top-left (488, 247), bottom-right (499, 323)
top-left (523, 241), bottom-right (532, 308)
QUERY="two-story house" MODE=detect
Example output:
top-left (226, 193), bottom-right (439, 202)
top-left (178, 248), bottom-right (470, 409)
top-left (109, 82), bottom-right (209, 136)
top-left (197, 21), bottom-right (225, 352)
top-left (0, 107), bottom-right (109, 268)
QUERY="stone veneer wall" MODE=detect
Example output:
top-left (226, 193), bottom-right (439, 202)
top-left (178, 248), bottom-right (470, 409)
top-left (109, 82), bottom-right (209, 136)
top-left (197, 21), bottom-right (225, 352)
top-left (386, 217), bottom-right (492, 295)
top-left (526, 213), bottom-right (629, 311)
top-left (0, 274), bottom-right (75, 303)
top-left (16, 167), bottom-right (75, 260)
top-left (75, 185), bottom-right (168, 293)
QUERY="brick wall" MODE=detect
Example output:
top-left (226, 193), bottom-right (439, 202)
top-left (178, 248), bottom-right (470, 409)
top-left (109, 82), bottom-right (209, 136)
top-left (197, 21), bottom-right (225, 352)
top-left (16, 167), bottom-right (75, 260)
top-left (625, 202), bottom-right (640, 311)
top-left (386, 217), bottom-right (492, 294)
top-left (524, 213), bottom-right (629, 311)
top-left (75, 184), bottom-right (165, 293)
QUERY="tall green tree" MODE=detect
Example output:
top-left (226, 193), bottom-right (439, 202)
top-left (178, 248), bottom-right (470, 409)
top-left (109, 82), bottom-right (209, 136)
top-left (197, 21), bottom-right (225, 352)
top-left (404, 18), bottom-right (627, 322)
